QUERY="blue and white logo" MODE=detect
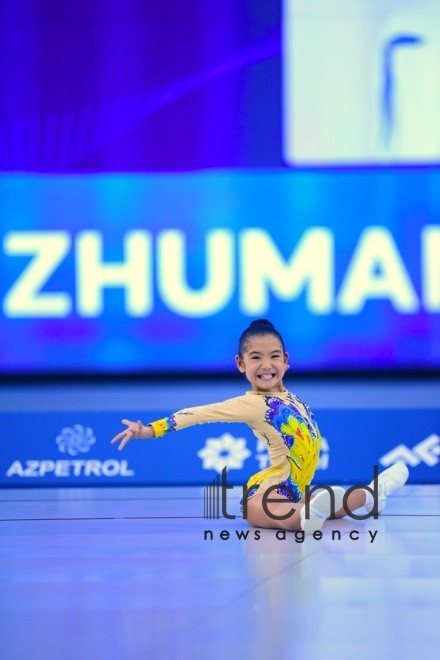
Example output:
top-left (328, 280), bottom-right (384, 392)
top-left (380, 434), bottom-right (440, 468)
top-left (198, 433), bottom-right (252, 473)
top-left (56, 424), bottom-right (96, 456)
top-left (283, 0), bottom-right (440, 165)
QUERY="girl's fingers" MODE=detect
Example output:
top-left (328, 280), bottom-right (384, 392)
top-left (118, 432), bottom-right (133, 451)
top-left (111, 429), bottom-right (133, 446)
top-left (110, 431), bottom-right (126, 444)
top-left (111, 419), bottom-right (140, 448)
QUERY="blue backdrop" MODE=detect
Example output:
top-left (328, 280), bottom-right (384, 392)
top-left (2, 407), bottom-right (439, 486)
top-left (0, 0), bottom-right (439, 374)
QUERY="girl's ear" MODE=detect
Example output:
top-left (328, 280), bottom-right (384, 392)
top-left (284, 352), bottom-right (290, 370)
top-left (235, 354), bottom-right (246, 373)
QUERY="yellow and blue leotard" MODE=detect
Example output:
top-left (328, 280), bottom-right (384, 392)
top-left (149, 388), bottom-right (322, 503)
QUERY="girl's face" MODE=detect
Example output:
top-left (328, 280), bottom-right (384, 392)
top-left (235, 334), bottom-right (289, 393)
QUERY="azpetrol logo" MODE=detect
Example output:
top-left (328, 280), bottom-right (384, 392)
top-left (56, 424), bottom-right (96, 456)
top-left (6, 424), bottom-right (135, 479)
top-left (204, 465), bottom-right (381, 521)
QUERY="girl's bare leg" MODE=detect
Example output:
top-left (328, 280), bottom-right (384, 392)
top-left (333, 489), bottom-right (367, 518)
top-left (246, 487), bottom-right (347, 533)
top-left (332, 463), bottom-right (410, 517)
top-left (247, 463), bottom-right (410, 529)
top-left (246, 492), bottom-right (304, 531)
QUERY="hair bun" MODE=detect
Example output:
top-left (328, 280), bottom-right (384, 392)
top-left (238, 318), bottom-right (285, 356)
top-left (250, 318), bottom-right (274, 329)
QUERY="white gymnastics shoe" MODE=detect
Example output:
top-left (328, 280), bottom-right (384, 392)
top-left (368, 462), bottom-right (409, 514)
top-left (300, 486), bottom-right (345, 535)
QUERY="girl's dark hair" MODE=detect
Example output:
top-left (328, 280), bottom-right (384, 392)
top-left (238, 319), bottom-right (285, 356)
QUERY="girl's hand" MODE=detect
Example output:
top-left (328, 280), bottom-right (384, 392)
top-left (110, 419), bottom-right (153, 451)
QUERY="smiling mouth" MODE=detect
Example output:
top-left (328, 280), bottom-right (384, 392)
top-left (258, 374), bottom-right (275, 381)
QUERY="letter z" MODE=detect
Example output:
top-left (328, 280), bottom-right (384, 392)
top-left (3, 231), bottom-right (71, 317)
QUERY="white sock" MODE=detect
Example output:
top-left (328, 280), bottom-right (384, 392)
top-left (300, 504), bottom-right (327, 534)
top-left (363, 489), bottom-right (374, 511)
top-left (300, 487), bottom-right (345, 534)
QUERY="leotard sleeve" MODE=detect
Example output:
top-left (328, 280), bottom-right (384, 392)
top-left (149, 395), bottom-right (258, 438)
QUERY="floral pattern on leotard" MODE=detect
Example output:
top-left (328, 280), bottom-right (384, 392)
top-left (248, 479), bottom-right (302, 502)
top-left (264, 395), bottom-right (321, 500)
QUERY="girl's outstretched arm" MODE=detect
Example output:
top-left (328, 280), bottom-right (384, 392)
top-left (111, 419), bottom-right (155, 451)
top-left (111, 395), bottom-right (258, 450)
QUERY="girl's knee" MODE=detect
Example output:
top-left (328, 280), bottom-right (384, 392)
top-left (246, 497), bottom-right (271, 528)
top-left (245, 504), bottom-right (263, 528)
top-left (247, 513), bottom-right (259, 528)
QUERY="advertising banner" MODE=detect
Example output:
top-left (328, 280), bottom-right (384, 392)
top-left (2, 408), bottom-right (439, 487)
top-left (1, 171), bottom-right (439, 374)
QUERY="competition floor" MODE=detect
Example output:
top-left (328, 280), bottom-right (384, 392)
top-left (1, 483), bottom-right (439, 660)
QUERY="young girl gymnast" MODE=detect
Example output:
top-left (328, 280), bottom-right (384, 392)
top-left (111, 319), bottom-right (409, 534)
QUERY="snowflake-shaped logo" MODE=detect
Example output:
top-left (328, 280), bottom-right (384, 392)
top-left (197, 433), bottom-right (251, 473)
top-left (56, 425), bottom-right (96, 456)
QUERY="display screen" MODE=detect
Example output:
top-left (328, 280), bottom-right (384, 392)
top-left (0, 0), bottom-right (439, 374)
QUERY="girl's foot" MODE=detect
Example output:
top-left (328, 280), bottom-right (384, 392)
top-left (368, 462), bottom-right (409, 514)
top-left (300, 486), bottom-right (345, 535)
